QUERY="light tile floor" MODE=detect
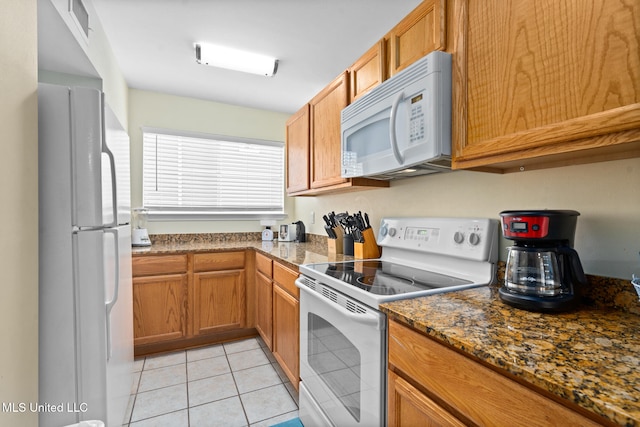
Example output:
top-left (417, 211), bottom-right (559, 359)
top-left (123, 337), bottom-right (299, 427)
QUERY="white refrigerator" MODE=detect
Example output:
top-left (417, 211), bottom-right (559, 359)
top-left (38, 83), bottom-right (134, 427)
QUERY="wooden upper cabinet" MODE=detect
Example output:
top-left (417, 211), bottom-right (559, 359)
top-left (285, 78), bottom-right (390, 195)
top-left (389, 0), bottom-right (446, 76)
top-left (310, 71), bottom-right (350, 189)
top-left (349, 40), bottom-right (387, 101)
top-left (285, 104), bottom-right (310, 193)
top-left (451, 0), bottom-right (640, 171)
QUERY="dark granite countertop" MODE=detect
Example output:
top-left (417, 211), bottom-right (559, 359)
top-left (381, 286), bottom-right (640, 426)
top-left (131, 232), bottom-right (352, 270)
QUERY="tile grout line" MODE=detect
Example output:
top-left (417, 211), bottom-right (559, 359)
top-left (225, 340), bottom-right (252, 427)
top-left (185, 352), bottom-right (191, 427)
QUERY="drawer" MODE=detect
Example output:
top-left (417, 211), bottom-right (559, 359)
top-left (132, 255), bottom-right (188, 277)
top-left (273, 261), bottom-right (299, 299)
top-left (193, 251), bottom-right (245, 272)
top-left (256, 252), bottom-right (273, 277)
top-left (388, 320), bottom-right (601, 427)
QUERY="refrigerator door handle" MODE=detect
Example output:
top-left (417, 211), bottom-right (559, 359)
top-left (102, 97), bottom-right (119, 229)
top-left (105, 227), bottom-right (120, 361)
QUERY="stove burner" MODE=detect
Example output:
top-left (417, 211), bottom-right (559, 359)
top-left (328, 264), bottom-right (354, 271)
top-left (357, 275), bottom-right (415, 287)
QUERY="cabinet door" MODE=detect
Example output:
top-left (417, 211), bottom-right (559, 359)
top-left (286, 104), bottom-right (311, 194)
top-left (349, 40), bottom-right (386, 101)
top-left (272, 284), bottom-right (299, 390)
top-left (309, 71), bottom-right (349, 189)
top-left (388, 370), bottom-right (465, 427)
top-left (193, 269), bottom-right (246, 335)
top-left (133, 273), bottom-right (188, 346)
top-left (389, 0), bottom-right (446, 76)
top-left (255, 270), bottom-right (273, 350)
top-left (452, 0), bottom-right (640, 171)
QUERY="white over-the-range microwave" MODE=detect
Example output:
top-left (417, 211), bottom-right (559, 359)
top-left (341, 50), bottom-right (452, 180)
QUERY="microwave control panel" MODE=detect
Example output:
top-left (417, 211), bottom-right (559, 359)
top-left (409, 93), bottom-right (426, 144)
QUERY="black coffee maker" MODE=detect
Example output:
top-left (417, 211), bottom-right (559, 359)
top-left (499, 210), bottom-right (587, 312)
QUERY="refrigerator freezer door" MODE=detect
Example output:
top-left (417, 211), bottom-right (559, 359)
top-left (104, 105), bottom-right (131, 226)
top-left (71, 87), bottom-right (131, 228)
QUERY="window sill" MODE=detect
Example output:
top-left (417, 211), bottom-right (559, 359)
top-left (148, 211), bottom-right (288, 221)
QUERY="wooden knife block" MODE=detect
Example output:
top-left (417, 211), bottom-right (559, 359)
top-left (354, 228), bottom-right (380, 259)
top-left (327, 227), bottom-right (344, 254)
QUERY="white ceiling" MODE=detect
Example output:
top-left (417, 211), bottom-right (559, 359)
top-left (90, 0), bottom-right (422, 114)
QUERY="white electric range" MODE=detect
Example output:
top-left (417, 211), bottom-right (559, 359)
top-left (296, 217), bottom-right (499, 427)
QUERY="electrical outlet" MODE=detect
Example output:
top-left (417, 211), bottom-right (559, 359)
top-left (310, 211), bottom-right (315, 224)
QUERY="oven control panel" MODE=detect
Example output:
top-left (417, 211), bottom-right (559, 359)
top-left (378, 217), bottom-right (499, 262)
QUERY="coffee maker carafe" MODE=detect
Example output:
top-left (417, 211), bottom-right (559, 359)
top-left (499, 210), bottom-right (587, 311)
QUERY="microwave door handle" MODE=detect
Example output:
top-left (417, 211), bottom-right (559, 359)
top-left (389, 91), bottom-right (405, 165)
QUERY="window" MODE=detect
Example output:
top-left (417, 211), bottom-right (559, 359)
top-left (142, 128), bottom-right (284, 219)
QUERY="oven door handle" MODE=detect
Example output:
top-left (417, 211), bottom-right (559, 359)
top-left (298, 283), bottom-right (385, 330)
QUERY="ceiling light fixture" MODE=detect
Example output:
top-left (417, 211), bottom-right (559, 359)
top-left (195, 43), bottom-right (278, 77)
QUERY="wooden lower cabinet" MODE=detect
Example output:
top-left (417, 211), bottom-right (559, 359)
top-left (193, 269), bottom-right (246, 335)
top-left (255, 252), bottom-right (274, 350)
top-left (192, 251), bottom-right (246, 336)
top-left (272, 262), bottom-right (300, 390)
top-left (132, 251), bottom-right (251, 356)
top-left (388, 320), bottom-right (602, 426)
top-left (132, 255), bottom-right (188, 347)
top-left (132, 273), bottom-right (188, 346)
top-left (133, 249), bottom-right (301, 383)
top-left (388, 370), bottom-right (465, 427)
top-left (132, 249), bottom-right (301, 381)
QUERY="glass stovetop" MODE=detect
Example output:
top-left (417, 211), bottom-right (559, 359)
top-left (304, 260), bottom-right (472, 296)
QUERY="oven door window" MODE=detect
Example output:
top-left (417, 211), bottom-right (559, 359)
top-left (308, 313), bottom-right (361, 421)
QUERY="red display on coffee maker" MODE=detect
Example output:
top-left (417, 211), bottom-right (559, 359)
top-left (502, 215), bottom-right (549, 239)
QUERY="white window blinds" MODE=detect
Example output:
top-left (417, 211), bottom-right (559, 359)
top-left (142, 130), bottom-right (284, 218)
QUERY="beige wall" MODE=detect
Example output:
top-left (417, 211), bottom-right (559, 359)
top-left (128, 89), bottom-right (293, 234)
top-left (0, 0), bottom-right (39, 425)
top-left (294, 158), bottom-right (640, 280)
